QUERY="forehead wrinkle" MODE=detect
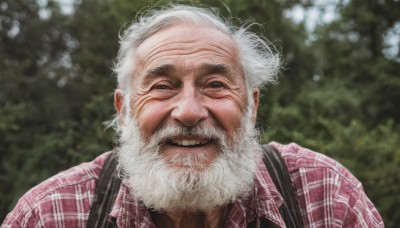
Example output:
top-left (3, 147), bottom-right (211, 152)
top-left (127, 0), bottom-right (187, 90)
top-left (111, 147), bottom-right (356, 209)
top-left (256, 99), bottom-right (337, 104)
top-left (141, 35), bottom-right (236, 63)
top-left (150, 43), bottom-right (237, 63)
top-left (204, 43), bottom-right (238, 63)
top-left (136, 25), bottom-right (241, 77)
top-left (138, 41), bottom-right (173, 68)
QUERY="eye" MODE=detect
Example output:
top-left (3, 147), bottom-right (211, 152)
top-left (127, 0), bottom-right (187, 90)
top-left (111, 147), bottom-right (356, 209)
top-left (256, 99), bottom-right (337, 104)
top-left (152, 83), bottom-right (172, 90)
top-left (208, 81), bottom-right (226, 89)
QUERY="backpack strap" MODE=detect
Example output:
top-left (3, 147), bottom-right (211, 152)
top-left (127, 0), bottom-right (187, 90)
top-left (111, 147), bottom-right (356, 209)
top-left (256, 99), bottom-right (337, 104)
top-left (260, 144), bottom-right (304, 228)
top-left (86, 151), bottom-right (121, 228)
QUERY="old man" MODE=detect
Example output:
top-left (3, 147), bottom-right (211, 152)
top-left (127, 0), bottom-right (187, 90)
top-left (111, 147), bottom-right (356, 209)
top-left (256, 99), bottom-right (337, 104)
top-left (2, 4), bottom-right (383, 228)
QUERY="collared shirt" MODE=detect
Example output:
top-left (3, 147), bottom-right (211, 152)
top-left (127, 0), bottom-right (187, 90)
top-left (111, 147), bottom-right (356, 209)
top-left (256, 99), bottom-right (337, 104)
top-left (2, 142), bottom-right (384, 227)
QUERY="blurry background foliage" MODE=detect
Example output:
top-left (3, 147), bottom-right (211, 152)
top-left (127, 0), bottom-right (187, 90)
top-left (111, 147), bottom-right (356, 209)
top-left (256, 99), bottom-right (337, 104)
top-left (1, 0), bottom-right (399, 226)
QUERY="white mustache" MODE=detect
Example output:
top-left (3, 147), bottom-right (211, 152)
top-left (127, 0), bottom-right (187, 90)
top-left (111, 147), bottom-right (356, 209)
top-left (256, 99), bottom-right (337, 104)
top-left (146, 125), bottom-right (229, 150)
top-left (117, 111), bottom-right (258, 211)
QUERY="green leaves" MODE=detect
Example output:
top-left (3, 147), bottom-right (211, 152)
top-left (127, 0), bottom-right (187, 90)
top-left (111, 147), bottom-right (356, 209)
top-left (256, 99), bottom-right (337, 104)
top-left (261, 0), bottom-right (400, 225)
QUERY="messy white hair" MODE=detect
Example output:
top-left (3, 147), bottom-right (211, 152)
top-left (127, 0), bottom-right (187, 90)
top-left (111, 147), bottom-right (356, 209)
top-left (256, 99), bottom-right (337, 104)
top-left (109, 4), bottom-right (280, 129)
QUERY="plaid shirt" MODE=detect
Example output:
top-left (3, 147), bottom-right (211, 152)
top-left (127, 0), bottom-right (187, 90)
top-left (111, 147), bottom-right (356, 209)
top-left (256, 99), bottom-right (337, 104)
top-left (2, 142), bottom-right (384, 227)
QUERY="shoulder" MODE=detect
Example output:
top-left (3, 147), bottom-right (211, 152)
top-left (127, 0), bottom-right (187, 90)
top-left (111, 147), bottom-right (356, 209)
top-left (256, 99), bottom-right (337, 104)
top-left (267, 142), bottom-right (384, 227)
top-left (268, 141), bottom-right (360, 187)
top-left (267, 141), bottom-right (363, 200)
top-left (2, 152), bottom-right (111, 228)
top-left (22, 151), bottom-right (110, 203)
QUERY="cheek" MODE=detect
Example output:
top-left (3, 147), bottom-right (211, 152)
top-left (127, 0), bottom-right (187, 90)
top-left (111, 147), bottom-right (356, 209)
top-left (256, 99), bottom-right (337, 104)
top-left (205, 98), bottom-right (245, 137)
top-left (134, 99), bottom-right (172, 137)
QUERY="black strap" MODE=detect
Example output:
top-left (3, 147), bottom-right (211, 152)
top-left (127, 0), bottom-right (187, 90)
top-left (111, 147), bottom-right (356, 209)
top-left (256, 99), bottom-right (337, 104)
top-left (260, 145), bottom-right (304, 228)
top-left (86, 152), bottom-right (121, 228)
top-left (87, 145), bottom-right (304, 227)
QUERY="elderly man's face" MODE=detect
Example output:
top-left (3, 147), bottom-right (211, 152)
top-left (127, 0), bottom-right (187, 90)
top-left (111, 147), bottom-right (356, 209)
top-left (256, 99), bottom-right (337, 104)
top-left (116, 25), bottom-right (258, 171)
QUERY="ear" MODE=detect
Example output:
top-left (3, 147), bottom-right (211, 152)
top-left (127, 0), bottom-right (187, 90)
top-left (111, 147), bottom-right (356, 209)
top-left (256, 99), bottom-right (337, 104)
top-left (251, 88), bottom-right (259, 124)
top-left (114, 89), bottom-right (126, 126)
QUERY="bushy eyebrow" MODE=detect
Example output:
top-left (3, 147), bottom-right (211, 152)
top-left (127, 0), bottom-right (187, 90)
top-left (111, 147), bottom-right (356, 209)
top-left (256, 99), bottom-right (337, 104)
top-left (144, 63), bottom-right (234, 81)
top-left (200, 63), bottom-right (233, 76)
top-left (147, 64), bottom-right (175, 76)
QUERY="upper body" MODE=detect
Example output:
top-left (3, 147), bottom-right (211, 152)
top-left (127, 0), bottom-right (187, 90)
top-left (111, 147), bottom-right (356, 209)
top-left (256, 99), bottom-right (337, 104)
top-left (2, 142), bottom-right (383, 227)
top-left (2, 4), bottom-right (384, 228)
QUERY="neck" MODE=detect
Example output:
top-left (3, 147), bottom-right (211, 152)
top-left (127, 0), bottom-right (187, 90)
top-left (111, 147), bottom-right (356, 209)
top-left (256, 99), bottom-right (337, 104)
top-left (151, 207), bottom-right (229, 228)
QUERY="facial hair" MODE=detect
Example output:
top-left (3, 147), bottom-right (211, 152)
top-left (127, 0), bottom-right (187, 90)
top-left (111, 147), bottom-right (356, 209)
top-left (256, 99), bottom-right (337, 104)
top-left (117, 111), bottom-right (259, 212)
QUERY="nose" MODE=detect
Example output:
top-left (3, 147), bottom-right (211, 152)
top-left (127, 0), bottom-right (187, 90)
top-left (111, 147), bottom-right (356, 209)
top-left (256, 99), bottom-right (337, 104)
top-left (171, 87), bottom-right (208, 127)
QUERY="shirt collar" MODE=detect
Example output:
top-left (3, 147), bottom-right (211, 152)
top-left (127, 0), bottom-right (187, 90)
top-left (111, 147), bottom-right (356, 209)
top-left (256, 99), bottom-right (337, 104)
top-left (253, 149), bottom-right (286, 226)
top-left (109, 184), bottom-right (155, 228)
top-left (109, 149), bottom-right (286, 227)
top-left (223, 149), bottom-right (285, 227)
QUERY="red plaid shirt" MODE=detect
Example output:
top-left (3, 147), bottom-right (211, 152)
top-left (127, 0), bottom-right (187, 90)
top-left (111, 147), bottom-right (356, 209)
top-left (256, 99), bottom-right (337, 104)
top-left (2, 142), bottom-right (384, 227)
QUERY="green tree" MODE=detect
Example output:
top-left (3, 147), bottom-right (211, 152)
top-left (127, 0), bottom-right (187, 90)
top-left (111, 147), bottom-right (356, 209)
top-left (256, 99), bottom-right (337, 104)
top-left (263, 0), bottom-right (400, 225)
top-left (0, 0), bottom-right (148, 221)
top-left (0, 0), bottom-right (76, 217)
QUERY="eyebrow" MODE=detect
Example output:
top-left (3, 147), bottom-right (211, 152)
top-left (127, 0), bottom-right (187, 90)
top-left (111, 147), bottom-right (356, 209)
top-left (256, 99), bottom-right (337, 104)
top-left (147, 64), bottom-right (175, 76)
top-left (200, 63), bottom-right (233, 76)
top-left (144, 63), bottom-right (234, 80)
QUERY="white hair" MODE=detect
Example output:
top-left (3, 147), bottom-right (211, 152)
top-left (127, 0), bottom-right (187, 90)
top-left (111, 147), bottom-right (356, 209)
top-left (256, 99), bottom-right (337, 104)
top-left (117, 110), bottom-right (259, 211)
top-left (109, 4), bottom-right (280, 129)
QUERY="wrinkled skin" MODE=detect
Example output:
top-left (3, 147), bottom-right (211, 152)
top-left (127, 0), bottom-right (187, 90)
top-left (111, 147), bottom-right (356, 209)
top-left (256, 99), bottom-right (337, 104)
top-left (114, 24), bottom-right (259, 228)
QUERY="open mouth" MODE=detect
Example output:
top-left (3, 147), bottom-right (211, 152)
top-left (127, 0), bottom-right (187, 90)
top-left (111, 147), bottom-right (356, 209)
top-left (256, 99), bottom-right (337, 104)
top-left (168, 138), bottom-right (210, 147)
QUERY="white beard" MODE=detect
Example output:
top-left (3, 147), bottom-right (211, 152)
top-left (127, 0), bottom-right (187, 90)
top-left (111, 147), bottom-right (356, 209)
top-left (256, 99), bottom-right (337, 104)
top-left (117, 112), bottom-right (259, 212)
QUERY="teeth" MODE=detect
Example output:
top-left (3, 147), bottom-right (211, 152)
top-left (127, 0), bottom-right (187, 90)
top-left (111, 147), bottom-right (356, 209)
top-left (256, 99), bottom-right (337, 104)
top-left (173, 139), bottom-right (204, 146)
